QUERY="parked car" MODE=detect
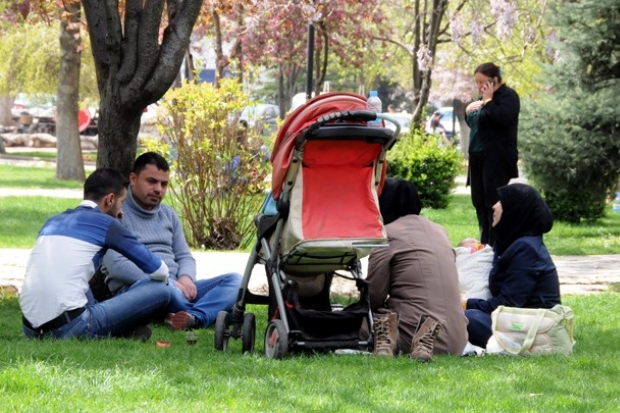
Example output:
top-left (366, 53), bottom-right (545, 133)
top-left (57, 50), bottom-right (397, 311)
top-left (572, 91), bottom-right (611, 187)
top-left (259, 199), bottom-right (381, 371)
top-left (10, 93), bottom-right (99, 135)
top-left (11, 93), bottom-right (57, 120)
top-left (425, 107), bottom-right (460, 141)
top-left (380, 112), bottom-right (412, 137)
top-left (239, 103), bottom-right (280, 136)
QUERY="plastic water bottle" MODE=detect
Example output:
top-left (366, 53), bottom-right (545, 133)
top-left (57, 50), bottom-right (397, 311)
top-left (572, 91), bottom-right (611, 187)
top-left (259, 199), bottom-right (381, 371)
top-left (367, 90), bottom-right (382, 127)
top-left (612, 192), bottom-right (620, 213)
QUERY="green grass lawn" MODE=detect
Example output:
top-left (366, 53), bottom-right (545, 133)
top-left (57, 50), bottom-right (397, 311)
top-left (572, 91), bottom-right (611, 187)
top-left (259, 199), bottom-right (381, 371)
top-left (3, 151), bottom-right (57, 160)
top-left (0, 164), bottom-right (83, 189)
top-left (0, 197), bottom-right (78, 248)
top-left (1, 294), bottom-right (619, 411)
top-left (2, 165), bottom-right (620, 411)
top-left (2, 151), bottom-right (98, 162)
top-left (424, 195), bottom-right (620, 255)
top-left (2, 164), bottom-right (620, 253)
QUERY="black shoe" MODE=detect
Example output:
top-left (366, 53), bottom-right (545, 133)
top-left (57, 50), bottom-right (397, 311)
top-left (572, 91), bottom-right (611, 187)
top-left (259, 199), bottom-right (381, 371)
top-left (122, 325), bottom-right (152, 342)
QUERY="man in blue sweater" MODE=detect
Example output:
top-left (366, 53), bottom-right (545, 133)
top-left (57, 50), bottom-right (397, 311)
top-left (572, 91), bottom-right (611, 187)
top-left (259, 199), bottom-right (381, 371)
top-left (19, 169), bottom-right (171, 340)
top-left (103, 152), bottom-right (242, 331)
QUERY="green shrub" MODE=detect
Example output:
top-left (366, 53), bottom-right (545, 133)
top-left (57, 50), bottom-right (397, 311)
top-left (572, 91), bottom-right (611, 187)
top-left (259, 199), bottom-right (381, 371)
top-left (518, 0), bottom-right (620, 223)
top-left (387, 128), bottom-right (463, 209)
top-left (142, 79), bottom-right (270, 250)
top-left (520, 97), bottom-right (620, 223)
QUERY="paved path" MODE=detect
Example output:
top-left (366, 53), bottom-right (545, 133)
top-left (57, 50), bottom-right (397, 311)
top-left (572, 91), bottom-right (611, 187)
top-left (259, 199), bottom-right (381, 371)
top-left (1, 248), bottom-right (619, 296)
top-left (1, 155), bottom-right (619, 295)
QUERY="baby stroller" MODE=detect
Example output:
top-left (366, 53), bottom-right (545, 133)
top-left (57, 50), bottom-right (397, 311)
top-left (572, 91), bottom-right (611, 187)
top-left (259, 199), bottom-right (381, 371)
top-left (214, 92), bottom-right (401, 359)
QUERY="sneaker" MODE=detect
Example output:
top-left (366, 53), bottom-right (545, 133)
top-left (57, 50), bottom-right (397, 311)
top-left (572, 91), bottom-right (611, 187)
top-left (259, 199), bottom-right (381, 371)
top-left (165, 311), bottom-right (197, 331)
top-left (122, 325), bottom-right (152, 342)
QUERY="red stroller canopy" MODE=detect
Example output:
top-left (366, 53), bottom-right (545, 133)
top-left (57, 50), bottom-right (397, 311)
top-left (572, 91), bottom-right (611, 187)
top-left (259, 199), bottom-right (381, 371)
top-left (270, 92), bottom-right (370, 200)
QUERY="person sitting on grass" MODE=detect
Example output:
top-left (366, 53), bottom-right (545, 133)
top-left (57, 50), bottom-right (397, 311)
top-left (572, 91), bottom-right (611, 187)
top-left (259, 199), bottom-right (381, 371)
top-left (103, 152), bottom-right (242, 331)
top-left (463, 183), bottom-right (561, 348)
top-left (19, 169), bottom-right (171, 341)
top-left (366, 178), bottom-right (469, 361)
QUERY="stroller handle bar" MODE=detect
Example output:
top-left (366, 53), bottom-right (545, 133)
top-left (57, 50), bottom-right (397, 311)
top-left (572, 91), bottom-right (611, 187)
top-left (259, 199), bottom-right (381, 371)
top-left (305, 110), bottom-right (401, 137)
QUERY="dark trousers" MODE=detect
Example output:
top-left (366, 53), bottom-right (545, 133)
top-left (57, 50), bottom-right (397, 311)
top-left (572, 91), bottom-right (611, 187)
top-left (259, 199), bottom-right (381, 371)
top-left (468, 152), bottom-right (512, 246)
top-left (464, 309), bottom-right (492, 348)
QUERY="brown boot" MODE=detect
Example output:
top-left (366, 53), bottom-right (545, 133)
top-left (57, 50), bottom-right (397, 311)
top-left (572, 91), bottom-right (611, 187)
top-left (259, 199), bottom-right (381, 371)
top-left (373, 311), bottom-right (399, 357)
top-left (410, 315), bottom-right (442, 362)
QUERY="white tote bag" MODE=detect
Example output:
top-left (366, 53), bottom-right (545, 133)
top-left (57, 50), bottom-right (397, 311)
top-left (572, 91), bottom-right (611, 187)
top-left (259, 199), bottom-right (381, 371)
top-left (486, 305), bottom-right (576, 356)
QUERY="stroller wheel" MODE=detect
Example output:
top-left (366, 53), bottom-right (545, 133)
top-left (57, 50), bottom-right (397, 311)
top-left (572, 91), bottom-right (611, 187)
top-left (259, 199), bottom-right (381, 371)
top-left (264, 319), bottom-right (288, 359)
top-left (242, 312), bottom-right (256, 354)
top-left (214, 311), bottom-right (231, 351)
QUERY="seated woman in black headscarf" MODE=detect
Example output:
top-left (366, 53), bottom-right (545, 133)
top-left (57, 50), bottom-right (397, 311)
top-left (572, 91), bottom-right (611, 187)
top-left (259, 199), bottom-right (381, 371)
top-left (464, 183), bottom-right (561, 348)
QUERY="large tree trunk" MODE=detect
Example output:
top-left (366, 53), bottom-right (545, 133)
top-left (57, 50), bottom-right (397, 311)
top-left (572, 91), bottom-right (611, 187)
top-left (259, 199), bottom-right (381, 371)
top-left (97, 100), bottom-right (142, 177)
top-left (0, 96), bottom-right (14, 127)
top-left (82, 0), bottom-right (203, 176)
top-left (56, 1), bottom-right (85, 181)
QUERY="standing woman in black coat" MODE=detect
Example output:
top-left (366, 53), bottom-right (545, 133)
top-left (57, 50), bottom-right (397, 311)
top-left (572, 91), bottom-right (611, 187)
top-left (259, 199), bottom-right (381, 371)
top-left (468, 62), bottom-right (520, 246)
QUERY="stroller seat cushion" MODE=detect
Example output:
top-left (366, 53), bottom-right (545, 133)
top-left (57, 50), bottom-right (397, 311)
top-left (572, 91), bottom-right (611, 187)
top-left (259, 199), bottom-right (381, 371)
top-left (288, 273), bottom-right (326, 297)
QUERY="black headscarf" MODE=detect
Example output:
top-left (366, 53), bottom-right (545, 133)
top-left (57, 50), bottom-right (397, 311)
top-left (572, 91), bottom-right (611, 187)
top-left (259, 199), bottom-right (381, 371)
top-left (494, 183), bottom-right (553, 255)
top-left (379, 178), bottom-right (422, 225)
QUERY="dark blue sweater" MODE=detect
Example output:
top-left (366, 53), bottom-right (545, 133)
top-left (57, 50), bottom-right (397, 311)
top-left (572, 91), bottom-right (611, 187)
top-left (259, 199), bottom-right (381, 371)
top-left (466, 235), bottom-right (561, 314)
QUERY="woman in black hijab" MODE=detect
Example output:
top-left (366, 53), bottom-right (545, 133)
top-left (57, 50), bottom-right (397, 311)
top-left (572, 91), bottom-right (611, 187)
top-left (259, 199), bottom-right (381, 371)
top-left (378, 177), bottom-right (422, 225)
top-left (463, 183), bottom-right (561, 348)
top-left (367, 178), bottom-right (469, 359)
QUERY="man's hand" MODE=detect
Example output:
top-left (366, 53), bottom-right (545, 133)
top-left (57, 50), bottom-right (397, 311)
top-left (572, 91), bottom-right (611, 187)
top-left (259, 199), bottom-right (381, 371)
top-left (175, 275), bottom-right (197, 301)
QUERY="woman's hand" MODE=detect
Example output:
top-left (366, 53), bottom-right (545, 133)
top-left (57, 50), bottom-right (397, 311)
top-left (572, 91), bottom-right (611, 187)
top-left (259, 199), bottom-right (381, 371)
top-left (481, 79), bottom-right (495, 101)
top-left (466, 100), bottom-right (483, 114)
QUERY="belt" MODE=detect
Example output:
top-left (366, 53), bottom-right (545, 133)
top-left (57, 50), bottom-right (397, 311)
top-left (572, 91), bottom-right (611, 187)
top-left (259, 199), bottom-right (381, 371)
top-left (22, 307), bottom-right (86, 333)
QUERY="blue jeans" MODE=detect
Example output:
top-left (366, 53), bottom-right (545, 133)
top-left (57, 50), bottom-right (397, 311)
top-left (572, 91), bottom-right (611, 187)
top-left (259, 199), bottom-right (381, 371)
top-left (168, 272), bottom-right (241, 328)
top-left (464, 309), bottom-right (493, 348)
top-left (22, 278), bottom-right (171, 340)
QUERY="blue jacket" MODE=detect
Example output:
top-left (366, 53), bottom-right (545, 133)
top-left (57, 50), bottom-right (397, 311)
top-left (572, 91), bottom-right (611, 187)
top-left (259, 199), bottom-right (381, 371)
top-left (466, 235), bottom-right (561, 314)
top-left (20, 201), bottom-right (167, 327)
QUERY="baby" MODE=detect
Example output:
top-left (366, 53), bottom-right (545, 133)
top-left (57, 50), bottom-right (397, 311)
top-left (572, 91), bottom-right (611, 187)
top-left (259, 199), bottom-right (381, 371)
top-left (458, 237), bottom-right (485, 253)
top-left (455, 238), bottom-right (493, 300)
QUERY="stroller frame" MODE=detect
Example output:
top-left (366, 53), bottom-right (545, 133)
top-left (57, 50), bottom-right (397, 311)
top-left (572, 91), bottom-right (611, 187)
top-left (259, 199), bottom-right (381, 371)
top-left (215, 99), bottom-right (401, 359)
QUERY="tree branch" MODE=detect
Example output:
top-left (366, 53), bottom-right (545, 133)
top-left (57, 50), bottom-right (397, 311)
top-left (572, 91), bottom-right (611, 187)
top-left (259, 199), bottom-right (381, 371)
top-left (82, 0), bottom-right (113, 95)
top-left (144, 0), bottom-right (203, 102)
top-left (212, 9), bottom-right (224, 86)
top-left (373, 36), bottom-right (413, 57)
top-left (120, 0), bottom-right (165, 107)
top-left (116, 0), bottom-right (142, 84)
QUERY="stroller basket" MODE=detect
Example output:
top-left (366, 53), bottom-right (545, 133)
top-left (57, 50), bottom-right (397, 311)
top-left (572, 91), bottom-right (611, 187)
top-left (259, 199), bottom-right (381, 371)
top-left (284, 280), bottom-right (369, 346)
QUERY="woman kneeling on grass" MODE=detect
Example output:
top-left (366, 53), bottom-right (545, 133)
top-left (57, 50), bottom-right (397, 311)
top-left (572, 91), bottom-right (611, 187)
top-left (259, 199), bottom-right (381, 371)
top-left (463, 183), bottom-right (561, 348)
